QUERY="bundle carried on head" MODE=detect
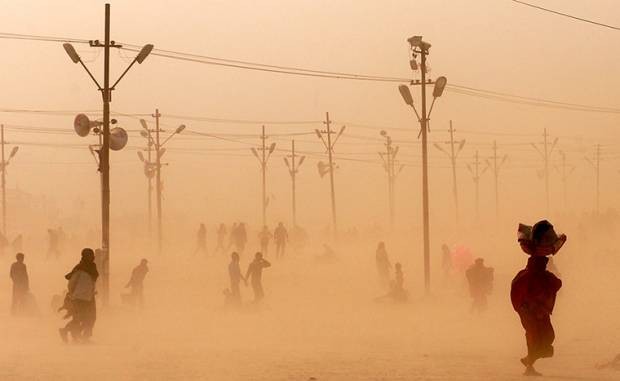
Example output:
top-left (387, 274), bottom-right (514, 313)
top-left (518, 220), bottom-right (567, 256)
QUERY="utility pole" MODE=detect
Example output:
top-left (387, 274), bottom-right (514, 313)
top-left (137, 125), bottom-right (154, 238)
top-left (284, 140), bottom-right (306, 227)
top-left (251, 126), bottom-right (276, 227)
top-left (379, 131), bottom-right (402, 229)
top-left (87, 4), bottom-right (119, 306)
top-left (585, 144), bottom-right (601, 214)
top-left (434, 120), bottom-right (465, 222)
top-left (153, 109), bottom-right (162, 254)
top-left (554, 150), bottom-right (575, 209)
top-left (315, 113), bottom-right (345, 240)
top-left (398, 36), bottom-right (448, 294)
top-left (487, 141), bottom-right (508, 221)
top-left (531, 128), bottom-right (558, 215)
top-left (139, 112), bottom-right (185, 255)
top-left (466, 150), bottom-right (486, 221)
top-left (63, 3), bottom-right (154, 306)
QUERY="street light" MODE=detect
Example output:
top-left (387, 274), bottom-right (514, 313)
top-left (62, 3), bottom-right (153, 306)
top-left (398, 35), bottom-right (447, 294)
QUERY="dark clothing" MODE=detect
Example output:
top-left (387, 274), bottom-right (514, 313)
top-left (376, 248), bottom-right (391, 287)
top-left (228, 261), bottom-right (243, 302)
top-left (10, 262), bottom-right (29, 315)
top-left (66, 258), bottom-right (99, 282)
top-left (64, 299), bottom-right (96, 340)
top-left (274, 226), bottom-right (288, 258)
top-left (246, 258), bottom-right (271, 301)
top-left (466, 263), bottom-right (494, 312)
top-left (126, 264), bottom-right (148, 306)
top-left (511, 256), bottom-right (562, 363)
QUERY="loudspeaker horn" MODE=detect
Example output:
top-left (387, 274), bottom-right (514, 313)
top-left (74, 114), bottom-right (94, 137)
top-left (110, 127), bottom-right (128, 151)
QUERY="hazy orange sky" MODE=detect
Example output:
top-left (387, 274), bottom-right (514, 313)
top-left (0, 0), bottom-right (618, 232)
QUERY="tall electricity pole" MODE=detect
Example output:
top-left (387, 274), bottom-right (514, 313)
top-left (379, 131), bottom-right (402, 229)
top-left (251, 126), bottom-right (276, 227)
top-left (531, 128), bottom-right (558, 214)
top-left (434, 120), bottom-right (465, 222)
top-left (554, 150), bottom-right (575, 209)
top-left (62, 3), bottom-right (154, 305)
top-left (139, 111), bottom-right (185, 255)
top-left (284, 140), bottom-right (305, 226)
top-left (0, 125), bottom-right (19, 237)
top-left (466, 150), bottom-right (486, 221)
top-left (315, 112), bottom-right (345, 239)
top-left (487, 141), bottom-right (508, 221)
top-left (585, 144), bottom-right (602, 214)
top-left (398, 36), bottom-right (448, 294)
top-left (153, 109), bottom-right (163, 253)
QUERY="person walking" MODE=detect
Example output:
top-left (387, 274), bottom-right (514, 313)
top-left (512, 220), bottom-right (565, 376)
top-left (124, 259), bottom-right (149, 307)
top-left (228, 252), bottom-right (246, 304)
top-left (465, 258), bottom-right (494, 313)
top-left (59, 248), bottom-right (98, 343)
top-left (273, 222), bottom-right (288, 259)
top-left (214, 223), bottom-right (228, 255)
top-left (375, 242), bottom-right (391, 288)
top-left (258, 226), bottom-right (272, 257)
top-left (245, 252), bottom-right (271, 302)
top-left (194, 223), bottom-right (208, 256)
top-left (10, 253), bottom-right (29, 315)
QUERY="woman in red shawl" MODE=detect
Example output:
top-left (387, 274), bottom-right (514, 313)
top-left (511, 220), bottom-right (564, 376)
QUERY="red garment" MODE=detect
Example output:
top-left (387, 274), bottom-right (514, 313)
top-left (511, 256), bottom-right (562, 361)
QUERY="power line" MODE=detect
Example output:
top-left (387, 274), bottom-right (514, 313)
top-left (511, 0), bottom-right (620, 31)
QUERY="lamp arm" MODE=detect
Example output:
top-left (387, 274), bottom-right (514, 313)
top-left (79, 60), bottom-right (103, 91)
top-left (111, 58), bottom-right (138, 90)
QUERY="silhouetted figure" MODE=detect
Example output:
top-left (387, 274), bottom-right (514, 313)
top-left (511, 256), bottom-right (562, 376)
top-left (258, 226), bottom-right (272, 256)
top-left (465, 258), bottom-right (494, 313)
top-left (227, 223), bottom-right (238, 250)
top-left (10, 253), bottom-right (29, 315)
top-left (245, 252), bottom-right (271, 302)
top-left (228, 252), bottom-right (246, 304)
top-left (235, 223), bottom-right (248, 254)
top-left (376, 262), bottom-right (408, 303)
top-left (47, 228), bottom-right (60, 259)
top-left (123, 259), bottom-right (149, 307)
top-left (59, 248), bottom-right (99, 343)
top-left (274, 222), bottom-right (288, 259)
top-left (214, 223), bottom-right (228, 255)
top-left (195, 223), bottom-right (208, 256)
top-left (375, 241), bottom-right (391, 287)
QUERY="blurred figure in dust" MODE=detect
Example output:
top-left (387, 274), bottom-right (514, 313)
top-left (214, 223), bottom-right (228, 255)
top-left (47, 228), bottom-right (60, 259)
top-left (194, 223), bottom-right (208, 256)
top-left (245, 252), bottom-right (271, 302)
top-left (227, 222), bottom-right (238, 250)
top-left (228, 252), bottom-right (246, 304)
top-left (124, 259), bottom-right (149, 307)
top-left (274, 222), bottom-right (289, 259)
top-left (258, 225), bottom-right (272, 256)
top-left (10, 253), bottom-right (29, 315)
top-left (235, 223), bottom-right (248, 254)
top-left (375, 241), bottom-right (391, 287)
top-left (465, 258), bottom-right (494, 313)
top-left (59, 248), bottom-right (98, 343)
top-left (441, 243), bottom-right (452, 277)
top-left (376, 262), bottom-right (408, 303)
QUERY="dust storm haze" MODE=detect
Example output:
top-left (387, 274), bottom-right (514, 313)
top-left (0, 0), bottom-right (619, 380)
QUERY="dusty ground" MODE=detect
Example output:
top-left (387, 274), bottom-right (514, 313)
top-left (1, 233), bottom-right (619, 381)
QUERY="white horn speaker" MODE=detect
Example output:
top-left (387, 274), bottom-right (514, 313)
top-left (110, 127), bottom-right (128, 151)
